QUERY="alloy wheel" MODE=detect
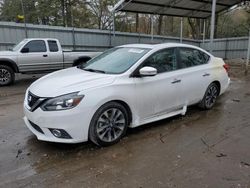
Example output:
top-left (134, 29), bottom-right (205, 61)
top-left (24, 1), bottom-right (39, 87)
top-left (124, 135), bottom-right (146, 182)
top-left (96, 108), bottom-right (126, 142)
top-left (0, 68), bottom-right (11, 84)
top-left (205, 85), bottom-right (218, 108)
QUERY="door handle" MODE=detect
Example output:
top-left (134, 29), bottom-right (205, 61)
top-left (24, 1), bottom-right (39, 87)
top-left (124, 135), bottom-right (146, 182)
top-left (43, 54), bottom-right (48, 57)
top-left (171, 79), bottom-right (181, 84)
top-left (203, 73), bottom-right (210, 77)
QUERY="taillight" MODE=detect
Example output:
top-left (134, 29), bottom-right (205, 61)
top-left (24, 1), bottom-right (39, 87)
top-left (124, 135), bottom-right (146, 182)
top-left (223, 64), bottom-right (230, 73)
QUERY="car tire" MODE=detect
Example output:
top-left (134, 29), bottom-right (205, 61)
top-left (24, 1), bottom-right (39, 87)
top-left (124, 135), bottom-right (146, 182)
top-left (0, 65), bottom-right (15, 86)
top-left (199, 82), bottom-right (219, 110)
top-left (89, 102), bottom-right (129, 147)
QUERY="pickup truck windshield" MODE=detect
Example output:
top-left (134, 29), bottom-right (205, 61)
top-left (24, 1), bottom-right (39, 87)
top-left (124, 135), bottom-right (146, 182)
top-left (81, 47), bottom-right (150, 74)
top-left (12, 39), bottom-right (28, 51)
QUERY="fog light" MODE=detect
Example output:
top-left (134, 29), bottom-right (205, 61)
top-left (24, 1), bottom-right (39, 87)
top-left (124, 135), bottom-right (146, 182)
top-left (49, 128), bottom-right (72, 139)
top-left (51, 129), bottom-right (62, 138)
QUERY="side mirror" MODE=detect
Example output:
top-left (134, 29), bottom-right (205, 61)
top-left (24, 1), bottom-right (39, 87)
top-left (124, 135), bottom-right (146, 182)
top-left (21, 48), bottom-right (29, 53)
top-left (139, 66), bottom-right (157, 77)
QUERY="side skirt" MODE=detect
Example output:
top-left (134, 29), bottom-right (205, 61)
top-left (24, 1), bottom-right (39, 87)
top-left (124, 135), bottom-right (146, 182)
top-left (130, 105), bottom-right (187, 128)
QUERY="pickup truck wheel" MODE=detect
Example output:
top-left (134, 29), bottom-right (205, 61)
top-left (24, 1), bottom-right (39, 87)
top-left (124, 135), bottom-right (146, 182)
top-left (0, 65), bottom-right (15, 86)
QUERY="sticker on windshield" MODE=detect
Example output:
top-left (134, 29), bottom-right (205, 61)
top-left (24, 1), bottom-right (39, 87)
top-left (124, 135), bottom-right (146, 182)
top-left (128, 49), bottom-right (144, 54)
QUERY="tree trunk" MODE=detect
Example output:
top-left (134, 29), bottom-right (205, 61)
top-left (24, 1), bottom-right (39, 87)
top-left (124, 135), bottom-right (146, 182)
top-left (158, 15), bottom-right (162, 35)
top-left (135, 13), bottom-right (139, 32)
top-left (61, 0), bottom-right (66, 27)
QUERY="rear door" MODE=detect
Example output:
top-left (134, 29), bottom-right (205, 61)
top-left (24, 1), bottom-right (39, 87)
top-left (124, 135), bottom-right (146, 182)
top-left (47, 40), bottom-right (63, 70)
top-left (176, 47), bottom-right (212, 105)
top-left (18, 40), bottom-right (49, 72)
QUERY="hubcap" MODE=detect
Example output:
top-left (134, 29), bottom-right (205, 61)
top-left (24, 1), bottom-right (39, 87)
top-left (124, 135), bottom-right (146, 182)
top-left (205, 85), bottom-right (218, 108)
top-left (96, 108), bottom-right (126, 142)
top-left (0, 68), bottom-right (11, 84)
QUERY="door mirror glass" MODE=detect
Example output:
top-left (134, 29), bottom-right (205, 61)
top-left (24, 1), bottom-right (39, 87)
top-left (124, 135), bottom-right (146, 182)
top-left (139, 66), bottom-right (157, 77)
top-left (21, 47), bottom-right (29, 53)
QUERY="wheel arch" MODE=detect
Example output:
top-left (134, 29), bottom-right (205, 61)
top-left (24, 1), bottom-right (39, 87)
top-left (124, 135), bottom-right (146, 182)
top-left (94, 99), bottom-right (133, 125)
top-left (111, 100), bottom-right (133, 124)
top-left (88, 99), bottom-right (133, 146)
top-left (0, 59), bottom-right (19, 73)
top-left (211, 80), bottom-right (221, 96)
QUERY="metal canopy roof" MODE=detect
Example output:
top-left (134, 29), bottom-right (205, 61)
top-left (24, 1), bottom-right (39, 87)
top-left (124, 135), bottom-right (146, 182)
top-left (113, 0), bottom-right (244, 19)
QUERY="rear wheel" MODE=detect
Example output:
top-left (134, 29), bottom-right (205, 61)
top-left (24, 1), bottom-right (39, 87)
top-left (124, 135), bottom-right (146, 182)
top-left (199, 83), bottom-right (219, 110)
top-left (0, 65), bottom-right (15, 86)
top-left (89, 102), bottom-right (129, 146)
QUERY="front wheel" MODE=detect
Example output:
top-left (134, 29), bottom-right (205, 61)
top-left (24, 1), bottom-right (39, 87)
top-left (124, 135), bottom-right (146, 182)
top-left (199, 83), bottom-right (219, 110)
top-left (0, 65), bottom-right (15, 86)
top-left (89, 102), bottom-right (129, 147)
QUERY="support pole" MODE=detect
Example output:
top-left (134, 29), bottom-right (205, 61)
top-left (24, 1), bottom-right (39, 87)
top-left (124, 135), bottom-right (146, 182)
top-left (20, 0), bottom-right (28, 38)
top-left (209, 0), bottom-right (216, 53)
top-left (246, 30), bottom-right (250, 74)
top-left (180, 18), bottom-right (183, 43)
top-left (113, 12), bottom-right (116, 36)
top-left (72, 28), bottom-right (76, 50)
top-left (151, 15), bottom-right (154, 43)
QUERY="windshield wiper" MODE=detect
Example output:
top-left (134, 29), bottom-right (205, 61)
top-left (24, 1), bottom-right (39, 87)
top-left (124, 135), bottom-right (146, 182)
top-left (82, 68), bottom-right (106, 74)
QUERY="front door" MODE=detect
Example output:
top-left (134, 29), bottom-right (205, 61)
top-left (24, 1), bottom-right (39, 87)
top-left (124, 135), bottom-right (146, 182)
top-left (133, 48), bottom-right (184, 123)
top-left (18, 40), bottom-right (49, 72)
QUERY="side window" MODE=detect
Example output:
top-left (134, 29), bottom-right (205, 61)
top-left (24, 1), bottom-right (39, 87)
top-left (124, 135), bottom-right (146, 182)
top-left (143, 48), bottom-right (177, 74)
top-left (22, 40), bottom-right (46, 53)
top-left (48, 40), bottom-right (59, 52)
top-left (178, 48), bottom-right (210, 69)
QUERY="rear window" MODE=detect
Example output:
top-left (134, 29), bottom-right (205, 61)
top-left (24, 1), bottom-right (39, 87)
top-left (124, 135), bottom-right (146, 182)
top-left (178, 48), bottom-right (210, 68)
top-left (48, 40), bottom-right (59, 52)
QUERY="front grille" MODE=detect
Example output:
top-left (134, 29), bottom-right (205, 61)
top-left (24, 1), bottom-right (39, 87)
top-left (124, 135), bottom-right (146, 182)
top-left (27, 92), bottom-right (46, 112)
top-left (29, 120), bottom-right (44, 134)
top-left (27, 92), bottom-right (40, 108)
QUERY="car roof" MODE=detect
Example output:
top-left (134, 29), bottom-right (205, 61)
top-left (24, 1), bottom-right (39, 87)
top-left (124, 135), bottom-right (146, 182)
top-left (25, 38), bottom-right (59, 41)
top-left (120, 43), bottom-right (212, 56)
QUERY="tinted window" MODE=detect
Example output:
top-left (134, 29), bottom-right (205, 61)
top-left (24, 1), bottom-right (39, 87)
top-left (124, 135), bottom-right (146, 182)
top-left (178, 48), bottom-right (210, 68)
top-left (143, 48), bottom-right (177, 73)
top-left (22, 40), bottom-right (46, 53)
top-left (48, 40), bottom-right (59, 52)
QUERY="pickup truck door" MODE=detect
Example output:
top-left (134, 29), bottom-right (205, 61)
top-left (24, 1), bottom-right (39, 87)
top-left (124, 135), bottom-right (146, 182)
top-left (18, 40), bottom-right (52, 72)
top-left (47, 40), bottom-right (63, 70)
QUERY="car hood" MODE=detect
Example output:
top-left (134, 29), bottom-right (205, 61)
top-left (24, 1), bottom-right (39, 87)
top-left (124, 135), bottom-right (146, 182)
top-left (0, 51), bottom-right (17, 56)
top-left (29, 67), bottom-right (116, 97)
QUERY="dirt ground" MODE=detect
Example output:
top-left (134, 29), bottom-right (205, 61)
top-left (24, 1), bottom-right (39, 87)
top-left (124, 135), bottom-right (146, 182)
top-left (0, 65), bottom-right (250, 188)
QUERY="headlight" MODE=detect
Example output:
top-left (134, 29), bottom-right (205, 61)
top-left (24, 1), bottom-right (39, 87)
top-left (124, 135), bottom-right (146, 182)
top-left (41, 92), bottom-right (84, 111)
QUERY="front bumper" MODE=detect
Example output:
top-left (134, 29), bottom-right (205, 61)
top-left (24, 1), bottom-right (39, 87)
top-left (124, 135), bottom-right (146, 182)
top-left (23, 102), bottom-right (93, 144)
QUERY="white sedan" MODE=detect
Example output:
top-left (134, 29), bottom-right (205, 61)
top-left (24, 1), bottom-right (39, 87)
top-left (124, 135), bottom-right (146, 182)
top-left (23, 43), bottom-right (230, 146)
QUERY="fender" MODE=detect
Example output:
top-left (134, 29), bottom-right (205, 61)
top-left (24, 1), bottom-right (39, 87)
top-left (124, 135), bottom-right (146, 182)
top-left (0, 58), bottom-right (19, 73)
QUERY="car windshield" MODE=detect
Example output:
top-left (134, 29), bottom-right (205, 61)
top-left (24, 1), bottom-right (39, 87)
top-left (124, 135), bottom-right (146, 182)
top-left (80, 47), bottom-right (150, 74)
top-left (12, 39), bottom-right (28, 51)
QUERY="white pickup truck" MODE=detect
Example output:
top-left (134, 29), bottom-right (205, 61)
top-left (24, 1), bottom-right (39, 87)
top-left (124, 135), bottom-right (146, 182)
top-left (0, 38), bottom-right (102, 86)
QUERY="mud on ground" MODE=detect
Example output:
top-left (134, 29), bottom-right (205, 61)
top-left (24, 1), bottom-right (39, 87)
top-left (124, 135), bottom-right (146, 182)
top-left (0, 65), bottom-right (250, 188)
